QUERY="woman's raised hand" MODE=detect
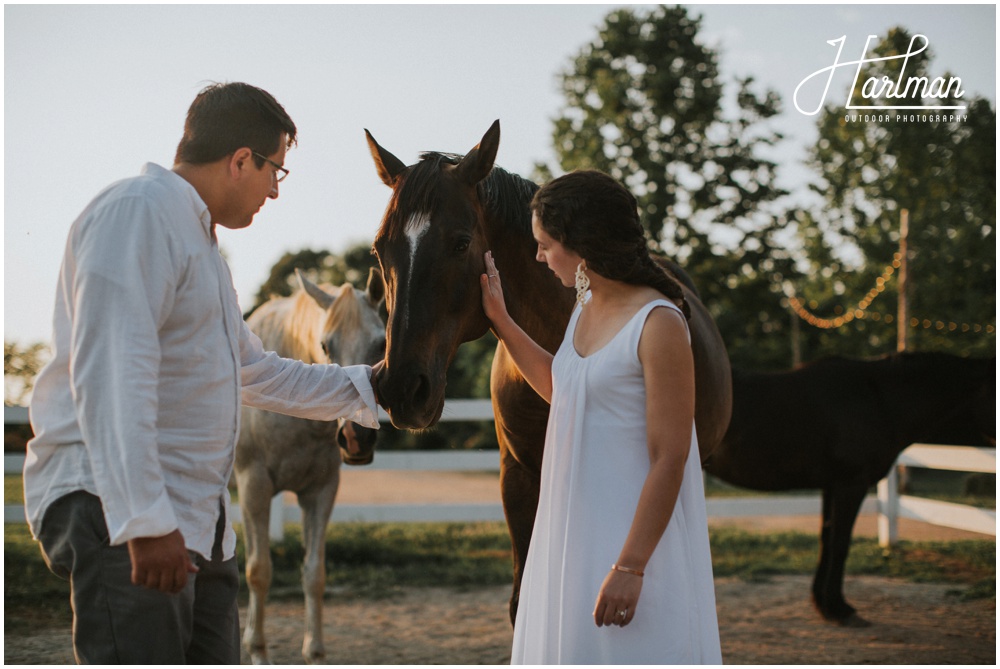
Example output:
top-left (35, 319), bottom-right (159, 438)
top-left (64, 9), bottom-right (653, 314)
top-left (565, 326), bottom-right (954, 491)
top-left (479, 250), bottom-right (555, 403)
top-left (480, 251), bottom-right (509, 325)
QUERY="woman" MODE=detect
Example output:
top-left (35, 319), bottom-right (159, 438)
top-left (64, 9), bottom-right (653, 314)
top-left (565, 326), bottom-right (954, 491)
top-left (480, 170), bottom-right (721, 664)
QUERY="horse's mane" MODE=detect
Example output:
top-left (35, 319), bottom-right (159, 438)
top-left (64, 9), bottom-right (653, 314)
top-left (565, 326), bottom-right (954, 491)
top-left (378, 152), bottom-right (538, 240)
top-left (321, 284), bottom-right (365, 349)
top-left (475, 158), bottom-right (538, 235)
top-left (250, 284), bottom-right (365, 363)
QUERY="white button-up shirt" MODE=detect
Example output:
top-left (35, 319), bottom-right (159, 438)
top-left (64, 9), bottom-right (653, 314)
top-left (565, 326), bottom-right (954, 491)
top-left (24, 163), bottom-right (379, 560)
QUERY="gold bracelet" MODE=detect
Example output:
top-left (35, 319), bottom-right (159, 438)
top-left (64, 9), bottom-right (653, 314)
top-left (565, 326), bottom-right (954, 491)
top-left (612, 563), bottom-right (644, 577)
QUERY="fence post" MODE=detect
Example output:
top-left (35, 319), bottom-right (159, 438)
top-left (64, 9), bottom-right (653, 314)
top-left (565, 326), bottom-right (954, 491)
top-left (896, 208), bottom-right (910, 353)
top-left (878, 463), bottom-right (899, 547)
top-left (269, 494), bottom-right (285, 541)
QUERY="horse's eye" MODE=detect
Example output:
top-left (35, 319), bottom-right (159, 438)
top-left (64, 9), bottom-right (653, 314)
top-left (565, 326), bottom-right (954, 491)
top-left (454, 238), bottom-right (471, 254)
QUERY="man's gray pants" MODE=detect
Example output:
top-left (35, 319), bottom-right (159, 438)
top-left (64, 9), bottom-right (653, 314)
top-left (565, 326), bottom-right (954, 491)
top-left (37, 491), bottom-right (240, 664)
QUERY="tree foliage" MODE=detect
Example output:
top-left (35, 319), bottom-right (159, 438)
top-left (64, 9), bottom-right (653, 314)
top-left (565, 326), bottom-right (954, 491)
top-left (4, 340), bottom-right (50, 406)
top-left (545, 4), bottom-right (800, 369)
top-left (247, 244), bottom-right (380, 317)
top-left (801, 27), bottom-right (995, 358)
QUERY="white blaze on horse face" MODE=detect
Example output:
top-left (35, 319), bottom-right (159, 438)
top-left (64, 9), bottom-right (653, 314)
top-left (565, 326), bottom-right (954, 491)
top-left (402, 212), bottom-right (432, 330)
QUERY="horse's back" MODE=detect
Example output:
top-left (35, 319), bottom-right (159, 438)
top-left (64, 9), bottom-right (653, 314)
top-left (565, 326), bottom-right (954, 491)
top-left (681, 284), bottom-right (732, 462)
top-left (708, 352), bottom-right (995, 490)
top-left (707, 364), bottom-right (853, 489)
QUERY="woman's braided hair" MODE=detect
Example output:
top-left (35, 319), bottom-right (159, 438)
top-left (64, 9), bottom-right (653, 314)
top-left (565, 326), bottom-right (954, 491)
top-left (529, 170), bottom-right (690, 319)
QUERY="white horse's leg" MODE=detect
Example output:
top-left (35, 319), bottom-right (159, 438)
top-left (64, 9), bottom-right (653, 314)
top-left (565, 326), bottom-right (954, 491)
top-left (298, 470), bottom-right (340, 664)
top-left (237, 468), bottom-right (276, 665)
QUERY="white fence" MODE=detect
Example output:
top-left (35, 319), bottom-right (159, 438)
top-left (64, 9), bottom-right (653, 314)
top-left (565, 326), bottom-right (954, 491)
top-left (877, 444), bottom-right (996, 546)
top-left (5, 404), bottom-right (995, 544)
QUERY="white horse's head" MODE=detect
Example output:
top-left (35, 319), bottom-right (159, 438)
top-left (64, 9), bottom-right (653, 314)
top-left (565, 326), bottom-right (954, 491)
top-left (297, 268), bottom-right (386, 464)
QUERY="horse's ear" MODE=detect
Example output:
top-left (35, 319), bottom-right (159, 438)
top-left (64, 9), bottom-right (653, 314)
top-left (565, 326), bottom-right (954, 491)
top-left (366, 267), bottom-right (385, 306)
top-left (365, 129), bottom-right (408, 187)
top-left (296, 268), bottom-right (336, 311)
top-left (454, 119), bottom-right (500, 187)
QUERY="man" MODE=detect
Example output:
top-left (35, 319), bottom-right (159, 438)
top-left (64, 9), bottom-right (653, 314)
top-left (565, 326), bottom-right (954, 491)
top-left (23, 82), bottom-right (380, 663)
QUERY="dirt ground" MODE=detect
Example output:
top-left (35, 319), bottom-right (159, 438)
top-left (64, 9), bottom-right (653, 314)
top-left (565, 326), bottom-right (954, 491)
top-left (5, 471), bottom-right (994, 664)
top-left (5, 575), bottom-right (994, 665)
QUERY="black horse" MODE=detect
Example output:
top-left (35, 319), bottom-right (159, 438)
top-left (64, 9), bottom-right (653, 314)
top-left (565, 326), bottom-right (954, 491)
top-left (704, 351), bottom-right (995, 626)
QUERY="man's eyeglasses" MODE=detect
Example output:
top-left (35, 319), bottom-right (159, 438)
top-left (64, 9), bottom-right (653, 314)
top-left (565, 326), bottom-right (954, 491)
top-left (252, 152), bottom-right (289, 184)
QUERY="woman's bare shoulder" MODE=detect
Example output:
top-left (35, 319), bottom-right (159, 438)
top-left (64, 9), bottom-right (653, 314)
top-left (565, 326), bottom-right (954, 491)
top-left (638, 304), bottom-right (690, 358)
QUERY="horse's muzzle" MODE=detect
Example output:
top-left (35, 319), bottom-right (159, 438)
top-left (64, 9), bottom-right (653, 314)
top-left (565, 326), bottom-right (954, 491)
top-left (337, 422), bottom-right (377, 466)
top-left (374, 365), bottom-right (443, 430)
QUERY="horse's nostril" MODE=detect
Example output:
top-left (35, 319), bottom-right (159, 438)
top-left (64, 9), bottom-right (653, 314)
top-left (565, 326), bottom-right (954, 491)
top-left (410, 374), bottom-right (431, 408)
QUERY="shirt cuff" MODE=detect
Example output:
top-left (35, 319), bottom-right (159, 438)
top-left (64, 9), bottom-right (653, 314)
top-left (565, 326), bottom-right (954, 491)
top-left (343, 365), bottom-right (381, 430)
top-left (105, 489), bottom-right (179, 547)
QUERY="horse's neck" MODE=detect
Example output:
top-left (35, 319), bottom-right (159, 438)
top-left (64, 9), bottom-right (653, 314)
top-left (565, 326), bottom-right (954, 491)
top-left (478, 171), bottom-right (574, 352)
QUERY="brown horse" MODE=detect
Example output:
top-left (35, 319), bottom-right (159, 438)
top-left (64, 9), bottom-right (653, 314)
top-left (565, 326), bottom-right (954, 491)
top-left (705, 351), bottom-right (995, 626)
top-left (365, 120), bottom-right (732, 623)
top-left (234, 268), bottom-right (385, 664)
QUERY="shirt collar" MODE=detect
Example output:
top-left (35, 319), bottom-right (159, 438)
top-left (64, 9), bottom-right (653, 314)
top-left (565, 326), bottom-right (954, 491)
top-left (140, 162), bottom-right (213, 239)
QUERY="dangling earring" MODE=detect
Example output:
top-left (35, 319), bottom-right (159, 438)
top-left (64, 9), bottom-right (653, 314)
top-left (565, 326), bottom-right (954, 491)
top-left (575, 261), bottom-right (590, 306)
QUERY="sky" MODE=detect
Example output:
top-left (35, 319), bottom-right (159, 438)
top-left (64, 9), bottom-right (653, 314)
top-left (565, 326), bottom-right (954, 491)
top-left (4, 3), bottom-right (996, 345)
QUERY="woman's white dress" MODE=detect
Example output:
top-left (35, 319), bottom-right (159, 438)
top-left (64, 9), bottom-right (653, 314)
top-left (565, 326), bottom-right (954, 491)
top-left (510, 298), bottom-right (722, 665)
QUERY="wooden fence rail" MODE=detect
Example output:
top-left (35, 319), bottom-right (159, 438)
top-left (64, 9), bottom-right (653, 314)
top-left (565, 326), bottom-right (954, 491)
top-left (5, 404), bottom-right (995, 543)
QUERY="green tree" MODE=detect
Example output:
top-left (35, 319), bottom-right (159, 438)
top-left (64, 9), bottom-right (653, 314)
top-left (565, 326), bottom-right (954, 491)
top-left (248, 244), bottom-right (379, 317)
top-left (802, 27), bottom-right (995, 358)
top-left (5, 340), bottom-right (50, 406)
top-left (544, 4), bottom-right (800, 369)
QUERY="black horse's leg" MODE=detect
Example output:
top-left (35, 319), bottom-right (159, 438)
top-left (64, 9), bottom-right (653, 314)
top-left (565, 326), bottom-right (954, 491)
top-left (813, 488), bottom-right (834, 611)
top-left (499, 453), bottom-right (540, 626)
top-left (813, 481), bottom-right (870, 626)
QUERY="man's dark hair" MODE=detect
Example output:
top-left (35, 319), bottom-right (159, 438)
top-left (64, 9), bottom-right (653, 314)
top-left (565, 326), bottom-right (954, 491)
top-left (174, 82), bottom-right (297, 166)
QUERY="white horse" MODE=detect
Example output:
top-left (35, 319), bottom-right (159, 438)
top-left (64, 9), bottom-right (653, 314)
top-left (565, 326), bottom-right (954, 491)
top-left (235, 268), bottom-right (385, 664)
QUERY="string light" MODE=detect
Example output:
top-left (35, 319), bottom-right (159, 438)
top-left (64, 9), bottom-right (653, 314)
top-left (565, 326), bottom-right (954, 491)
top-left (782, 253), bottom-right (994, 334)
top-left (784, 254), bottom-right (899, 329)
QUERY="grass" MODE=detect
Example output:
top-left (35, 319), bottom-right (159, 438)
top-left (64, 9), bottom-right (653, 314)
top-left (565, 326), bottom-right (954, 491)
top-left (708, 528), bottom-right (996, 599)
top-left (5, 474), bottom-right (24, 505)
top-left (257, 522), bottom-right (515, 598)
top-left (4, 525), bottom-right (75, 632)
top-left (5, 519), bottom-right (995, 633)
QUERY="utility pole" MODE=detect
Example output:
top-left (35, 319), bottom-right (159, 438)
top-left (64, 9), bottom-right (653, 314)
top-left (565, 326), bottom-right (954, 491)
top-left (896, 209), bottom-right (910, 352)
